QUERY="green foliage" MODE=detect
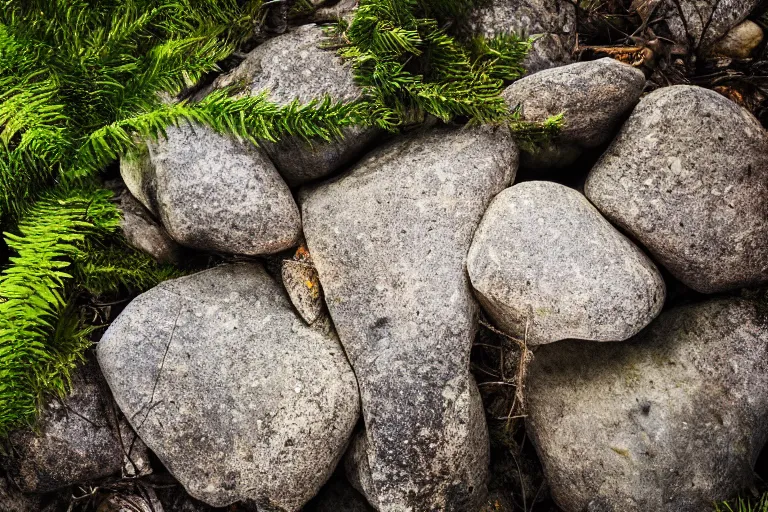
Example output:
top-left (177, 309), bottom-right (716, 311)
top-left (715, 494), bottom-right (768, 512)
top-left (330, 0), bottom-right (563, 143)
top-left (77, 91), bottom-right (370, 177)
top-left (0, 0), bottom-right (264, 220)
top-left (0, 0), bottom-right (262, 434)
top-left (0, 184), bottom-right (176, 435)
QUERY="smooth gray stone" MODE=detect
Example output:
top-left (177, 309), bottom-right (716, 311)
top-left (468, 181), bottom-right (665, 345)
top-left (302, 126), bottom-right (519, 511)
top-left (526, 299), bottom-right (768, 512)
top-left (121, 123), bottom-right (302, 256)
top-left (585, 85), bottom-right (768, 293)
top-left (118, 190), bottom-right (181, 264)
top-left (503, 58), bottom-right (646, 170)
top-left (97, 263), bottom-right (360, 509)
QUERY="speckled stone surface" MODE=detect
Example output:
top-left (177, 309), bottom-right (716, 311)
top-left (585, 85), bottom-right (768, 293)
top-left (503, 58), bottom-right (646, 169)
top-left (119, 190), bottom-right (181, 264)
top-left (212, 24), bottom-right (378, 187)
top-left (468, 181), bottom-right (665, 345)
top-left (98, 263), bottom-right (360, 509)
top-left (121, 123), bottom-right (302, 256)
top-left (2, 359), bottom-right (145, 493)
top-left (526, 299), bottom-right (768, 512)
top-left (302, 126), bottom-right (519, 511)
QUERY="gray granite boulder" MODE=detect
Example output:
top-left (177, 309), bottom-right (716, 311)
top-left (503, 58), bottom-right (646, 170)
top-left (465, 0), bottom-right (576, 73)
top-left (659, 0), bottom-right (758, 52)
top-left (2, 359), bottom-right (148, 493)
top-left (119, 190), bottom-right (181, 264)
top-left (211, 24), bottom-right (378, 187)
top-left (302, 126), bottom-right (519, 511)
top-left (120, 124), bottom-right (301, 256)
top-left (468, 181), bottom-right (665, 345)
top-left (585, 85), bottom-right (768, 293)
top-left (525, 299), bottom-right (768, 512)
top-left (97, 263), bottom-right (360, 509)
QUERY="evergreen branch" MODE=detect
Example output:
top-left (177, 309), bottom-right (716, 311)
top-left (74, 244), bottom-right (185, 298)
top-left (0, 185), bottom-right (120, 436)
top-left (471, 34), bottom-right (533, 82)
top-left (508, 110), bottom-right (566, 153)
top-left (73, 92), bottom-right (369, 178)
top-left (336, 0), bottom-right (536, 128)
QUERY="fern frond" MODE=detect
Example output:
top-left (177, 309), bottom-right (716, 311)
top-left (0, 185), bottom-right (120, 435)
top-left (336, 0), bottom-right (535, 128)
top-left (74, 244), bottom-right (184, 297)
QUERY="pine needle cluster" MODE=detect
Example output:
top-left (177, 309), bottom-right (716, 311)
top-left (328, 0), bottom-right (564, 143)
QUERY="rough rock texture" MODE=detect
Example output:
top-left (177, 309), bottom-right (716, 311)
top-left (525, 299), bottom-right (768, 512)
top-left (120, 124), bottom-right (301, 256)
top-left (211, 24), bottom-right (378, 187)
top-left (465, 0), bottom-right (576, 73)
top-left (302, 126), bottom-right (519, 511)
top-left (709, 20), bottom-right (764, 59)
top-left (502, 58), bottom-right (646, 169)
top-left (2, 359), bottom-right (148, 493)
top-left (282, 259), bottom-right (325, 325)
top-left (119, 190), bottom-right (181, 264)
top-left (97, 263), bottom-right (360, 509)
top-left (585, 85), bottom-right (768, 293)
top-left (660, 0), bottom-right (759, 51)
top-left (467, 181), bottom-right (665, 345)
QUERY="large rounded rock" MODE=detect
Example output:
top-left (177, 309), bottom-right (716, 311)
top-left (211, 24), bottom-right (378, 187)
top-left (2, 359), bottom-right (147, 493)
top-left (503, 58), bottom-right (646, 170)
top-left (97, 263), bottom-right (360, 510)
top-left (585, 85), bottom-right (768, 293)
top-left (465, 0), bottom-right (576, 73)
top-left (525, 298), bottom-right (768, 511)
top-left (302, 126), bottom-right (519, 511)
top-left (120, 124), bottom-right (301, 256)
top-left (468, 181), bottom-right (665, 345)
